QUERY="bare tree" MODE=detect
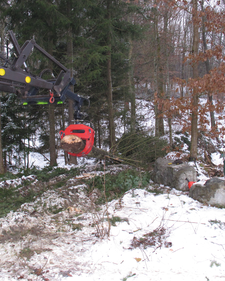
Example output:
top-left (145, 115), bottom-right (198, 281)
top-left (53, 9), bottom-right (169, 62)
top-left (189, 0), bottom-right (199, 161)
top-left (201, 0), bottom-right (216, 129)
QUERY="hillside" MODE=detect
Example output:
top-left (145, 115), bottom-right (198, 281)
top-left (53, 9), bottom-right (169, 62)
top-left (0, 154), bottom-right (225, 281)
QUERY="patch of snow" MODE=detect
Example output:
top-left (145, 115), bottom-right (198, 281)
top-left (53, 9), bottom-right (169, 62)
top-left (0, 183), bottom-right (225, 280)
top-left (29, 152), bottom-right (49, 168)
top-left (211, 152), bottom-right (223, 166)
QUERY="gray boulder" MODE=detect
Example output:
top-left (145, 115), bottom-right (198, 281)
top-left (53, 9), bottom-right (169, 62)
top-left (189, 177), bottom-right (225, 207)
top-left (152, 157), bottom-right (197, 191)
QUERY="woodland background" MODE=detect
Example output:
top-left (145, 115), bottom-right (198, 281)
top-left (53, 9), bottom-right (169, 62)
top-left (0, 0), bottom-right (225, 173)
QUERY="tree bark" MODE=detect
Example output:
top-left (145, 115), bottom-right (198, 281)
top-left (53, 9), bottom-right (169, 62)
top-left (181, 18), bottom-right (187, 98)
top-left (49, 103), bottom-right (57, 166)
top-left (97, 118), bottom-right (101, 148)
top-left (0, 23), bottom-right (5, 173)
top-left (107, 49), bottom-right (115, 149)
top-left (153, 4), bottom-right (164, 137)
top-left (46, 36), bottom-right (57, 166)
top-left (201, 0), bottom-right (215, 129)
top-left (0, 102), bottom-right (4, 174)
top-left (107, 0), bottom-right (116, 151)
top-left (190, 0), bottom-right (199, 161)
top-left (67, 20), bottom-right (77, 165)
top-left (88, 146), bottom-right (111, 159)
top-left (128, 36), bottom-right (135, 133)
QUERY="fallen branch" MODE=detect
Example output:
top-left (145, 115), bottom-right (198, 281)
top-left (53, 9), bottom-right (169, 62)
top-left (60, 136), bottom-right (141, 165)
top-left (165, 219), bottom-right (206, 225)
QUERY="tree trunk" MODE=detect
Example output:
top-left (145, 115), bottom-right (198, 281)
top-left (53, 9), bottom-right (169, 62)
top-left (168, 117), bottom-right (173, 147)
top-left (107, 0), bottom-right (115, 150)
top-left (60, 135), bottom-right (112, 160)
top-left (0, 24), bottom-right (5, 174)
top-left (201, 0), bottom-right (215, 128)
top-left (68, 100), bottom-right (77, 164)
top-left (61, 104), bottom-right (69, 164)
top-left (128, 36), bottom-right (135, 133)
top-left (0, 102), bottom-right (4, 174)
top-left (0, 20), bottom-right (5, 53)
top-left (107, 49), bottom-right (115, 149)
top-left (61, 135), bottom-right (85, 154)
top-left (49, 103), bottom-right (57, 166)
top-left (97, 118), bottom-right (101, 148)
top-left (88, 146), bottom-right (111, 159)
top-left (154, 6), bottom-right (164, 137)
top-left (46, 37), bottom-right (57, 166)
top-left (181, 19), bottom-right (187, 98)
top-left (163, 8), bottom-right (171, 144)
top-left (67, 20), bottom-right (77, 165)
top-left (190, 0), bottom-right (199, 161)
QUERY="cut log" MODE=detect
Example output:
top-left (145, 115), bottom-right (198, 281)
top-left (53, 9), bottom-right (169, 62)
top-left (88, 146), bottom-right (122, 163)
top-left (60, 135), bottom-right (85, 154)
top-left (88, 146), bottom-right (110, 158)
top-left (60, 135), bottom-right (121, 162)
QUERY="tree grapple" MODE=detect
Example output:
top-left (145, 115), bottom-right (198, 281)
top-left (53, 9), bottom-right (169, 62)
top-left (60, 124), bottom-right (95, 157)
top-left (0, 31), bottom-right (94, 156)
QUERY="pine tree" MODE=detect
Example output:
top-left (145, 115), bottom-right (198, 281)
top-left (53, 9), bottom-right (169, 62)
top-left (5, 0), bottom-right (71, 166)
top-left (73, 0), bottom-right (142, 149)
top-left (3, 0), bottom-right (143, 159)
top-left (1, 93), bottom-right (40, 169)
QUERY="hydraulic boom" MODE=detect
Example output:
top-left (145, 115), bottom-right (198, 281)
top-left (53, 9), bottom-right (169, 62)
top-left (0, 31), bottom-right (95, 156)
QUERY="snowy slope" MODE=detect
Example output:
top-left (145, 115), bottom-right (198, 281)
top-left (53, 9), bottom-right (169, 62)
top-left (0, 98), bottom-right (225, 280)
top-left (0, 162), bottom-right (225, 281)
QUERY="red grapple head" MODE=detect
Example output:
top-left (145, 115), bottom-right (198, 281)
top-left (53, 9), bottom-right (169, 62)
top-left (60, 124), bottom-right (95, 157)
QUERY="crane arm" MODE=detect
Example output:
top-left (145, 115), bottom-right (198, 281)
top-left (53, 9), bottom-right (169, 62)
top-left (0, 31), bottom-right (87, 120)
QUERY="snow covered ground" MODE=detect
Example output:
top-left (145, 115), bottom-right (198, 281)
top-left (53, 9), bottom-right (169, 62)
top-left (0, 154), bottom-right (225, 281)
top-left (0, 98), bottom-right (225, 280)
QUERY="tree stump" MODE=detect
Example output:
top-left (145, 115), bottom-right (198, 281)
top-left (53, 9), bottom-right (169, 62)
top-left (60, 135), bottom-right (85, 154)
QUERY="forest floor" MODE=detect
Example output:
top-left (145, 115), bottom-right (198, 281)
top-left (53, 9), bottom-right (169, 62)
top-left (0, 157), bottom-right (225, 281)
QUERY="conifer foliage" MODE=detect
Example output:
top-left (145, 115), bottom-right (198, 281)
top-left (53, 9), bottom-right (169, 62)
top-left (0, 0), bottom-right (225, 171)
top-left (1, 93), bottom-right (41, 169)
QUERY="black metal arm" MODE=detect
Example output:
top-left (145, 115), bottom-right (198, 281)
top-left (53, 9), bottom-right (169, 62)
top-left (0, 31), bottom-right (87, 120)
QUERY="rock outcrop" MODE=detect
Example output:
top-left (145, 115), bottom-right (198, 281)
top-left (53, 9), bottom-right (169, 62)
top-left (151, 157), bottom-right (197, 191)
top-left (189, 177), bottom-right (225, 207)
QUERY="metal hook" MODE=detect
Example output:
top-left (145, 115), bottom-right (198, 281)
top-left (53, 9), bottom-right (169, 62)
top-left (49, 90), bottom-right (55, 103)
